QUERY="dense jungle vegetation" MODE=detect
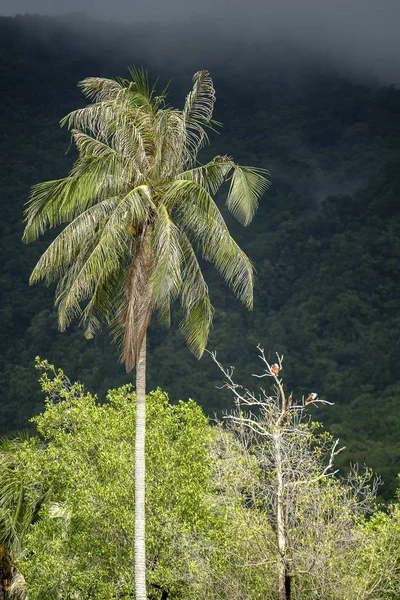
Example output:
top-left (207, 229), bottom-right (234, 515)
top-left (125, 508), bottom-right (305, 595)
top-left (1, 13), bottom-right (400, 499)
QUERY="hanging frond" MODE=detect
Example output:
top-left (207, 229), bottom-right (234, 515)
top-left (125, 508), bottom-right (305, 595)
top-left (23, 153), bottom-right (129, 242)
top-left (23, 178), bottom-right (72, 242)
top-left (178, 230), bottom-right (213, 357)
top-left (226, 165), bottom-right (270, 226)
top-left (150, 205), bottom-right (183, 326)
top-left (29, 184), bottom-right (153, 289)
top-left (167, 179), bottom-right (254, 308)
top-left (180, 295), bottom-right (213, 359)
top-left (80, 262), bottom-right (128, 339)
top-left (55, 212), bottom-right (133, 331)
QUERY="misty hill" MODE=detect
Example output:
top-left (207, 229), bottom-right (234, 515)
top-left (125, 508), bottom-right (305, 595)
top-left (1, 14), bottom-right (400, 498)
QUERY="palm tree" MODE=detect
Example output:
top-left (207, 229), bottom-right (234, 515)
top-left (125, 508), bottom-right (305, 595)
top-left (23, 68), bottom-right (269, 599)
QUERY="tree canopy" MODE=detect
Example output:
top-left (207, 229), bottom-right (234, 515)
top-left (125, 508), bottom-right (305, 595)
top-left (23, 68), bottom-right (268, 369)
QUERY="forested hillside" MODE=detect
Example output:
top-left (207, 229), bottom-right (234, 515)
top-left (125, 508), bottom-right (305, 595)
top-left (1, 14), bottom-right (400, 497)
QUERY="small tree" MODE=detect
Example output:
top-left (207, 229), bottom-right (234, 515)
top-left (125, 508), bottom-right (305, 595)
top-left (212, 346), bottom-right (383, 600)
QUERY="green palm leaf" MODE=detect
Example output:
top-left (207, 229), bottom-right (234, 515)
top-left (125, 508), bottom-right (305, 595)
top-left (29, 198), bottom-right (120, 284)
top-left (178, 230), bottom-right (213, 357)
top-left (183, 70), bottom-right (216, 155)
top-left (167, 179), bottom-right (254, 309)
top-left (150, 205), bottom-right (183, 326)
top-left (226, 165), bottom-right (270, 226)
top-left (179, 155), bottom-right (233, 194)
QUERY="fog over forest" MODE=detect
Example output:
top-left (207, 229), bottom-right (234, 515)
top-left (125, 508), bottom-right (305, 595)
top-left (1, 0), bottom-right (400, 83)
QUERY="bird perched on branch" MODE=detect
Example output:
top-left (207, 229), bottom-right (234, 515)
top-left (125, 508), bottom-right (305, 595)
top-left (305, 392), bottom-right (318, 405)
top-left (271, 363), bottom-right (280, 376)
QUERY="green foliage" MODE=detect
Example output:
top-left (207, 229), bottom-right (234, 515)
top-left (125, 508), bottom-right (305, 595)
top-left (15, 359), bottom-right (217, 598)
top-left (1, 359), bottom-right (400, 598)
top-left (355, 505), bottom-right (400, 599)
top-left (12, 359), bottom-right (280, 599)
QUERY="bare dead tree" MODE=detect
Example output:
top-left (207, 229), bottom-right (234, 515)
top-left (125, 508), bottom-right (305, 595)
top-left (210, 346), bottom-right (381, 600)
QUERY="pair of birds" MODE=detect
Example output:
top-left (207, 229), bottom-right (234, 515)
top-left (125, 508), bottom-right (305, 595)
top-left (270, 363), bottom-right (318, 405)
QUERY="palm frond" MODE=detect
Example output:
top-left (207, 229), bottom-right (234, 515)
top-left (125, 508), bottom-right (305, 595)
top-left (178, 230), bottom-right (213, 357)
top-left (183, 70), bottom-right (216, 156)
top-left (72, 129), bottom-right (147, 183)
top-left (55, 216), bottom-right (131, 332)
top-left (80, 262), bottom-right (127, 339)
top-left (152, 110), bottom-right (189, 179)
top-left (180, 296), bottom-right (213, 359)
top-left (71, 129), bottom-right (119, 158)
top-left (126, 66), bottom-right (166, 112)
top-left (183, 70), bottom-right (215, 124)
top-left (178, 155), bottom-right (234, 195)
top-left (150, 205), bottom-right (183, 326)
top-left (60, 101), bottom-right (111, 136)
top-left (110, 120), bottom-right (149, 170)
top-left (78, 77), bottom-right (124, 102)
top-left (23, 178), bottom-right (69, 242)
top-left (107, 184), bottom-right (155, 229)
top-left (23, 152), bottom-right (129, 242)
top-left (226, 165), bottom-right (270, 226)
top-left (29, 197), bottom-right (120, 285)
top-left (29, 184), bottom-right (153, 291)
top-left (167, 179), bottom-right (254, 308)
top-left (0, 436), bottom-right (44, 556)
top-left (61, 99), bottom-right (150, 146)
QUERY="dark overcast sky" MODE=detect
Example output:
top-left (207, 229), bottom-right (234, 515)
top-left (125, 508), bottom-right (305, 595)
top-left (1, 0), bottom-right (399, 82)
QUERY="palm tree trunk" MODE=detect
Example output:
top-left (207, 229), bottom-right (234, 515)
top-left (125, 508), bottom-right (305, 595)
top-left (135, 333), bottom-right (147, 600)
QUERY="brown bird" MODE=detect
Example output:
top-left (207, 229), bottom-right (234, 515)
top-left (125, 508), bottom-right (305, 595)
top-left (305, 392), bottom-right (318, 405)
top-left (271, 363), bottom-right (280, 376)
